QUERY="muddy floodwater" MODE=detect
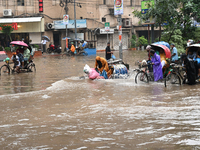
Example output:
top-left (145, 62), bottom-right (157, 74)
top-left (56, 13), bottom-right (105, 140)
top-left (0, 50), bottom-right (200, 150)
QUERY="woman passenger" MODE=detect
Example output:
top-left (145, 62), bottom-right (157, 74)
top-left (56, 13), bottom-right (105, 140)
top-left (159, 48), bottom-right (167, 68)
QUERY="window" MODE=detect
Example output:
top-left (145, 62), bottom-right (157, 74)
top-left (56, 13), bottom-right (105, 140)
top-left (52, 0), bottom-right (59, 6)
top-left (0, 0), bottom-right (6, 6)
top-left (17, 0), bottom-right (24, 6)
top-left (27, 0), bottom-right (33, 6)
top-left (103, 0), bottom-right (106, 5)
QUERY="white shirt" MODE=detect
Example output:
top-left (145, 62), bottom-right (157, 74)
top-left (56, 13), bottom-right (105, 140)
top-left (41, 40), bottom-right (47, 45)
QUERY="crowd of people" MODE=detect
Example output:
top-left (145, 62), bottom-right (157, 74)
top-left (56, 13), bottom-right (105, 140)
top-left (68, 40), bottom-right (88, 55)
top-left (146, 42), bottom-right (200, 83)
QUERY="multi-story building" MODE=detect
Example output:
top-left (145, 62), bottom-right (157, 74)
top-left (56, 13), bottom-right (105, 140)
top-left (0, 0), bottom-right (155, 51)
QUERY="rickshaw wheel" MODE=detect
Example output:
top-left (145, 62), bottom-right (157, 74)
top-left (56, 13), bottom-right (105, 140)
top-left (135, 71), bottom-right (149, 84)
top-left (0, 65), bottom-right (10, 75)
top-left (27, 63), bottom-right (36, 73)
top-left (164, 72), bottom-right (181, 87)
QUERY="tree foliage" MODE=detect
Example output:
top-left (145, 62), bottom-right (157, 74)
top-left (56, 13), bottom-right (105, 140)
top-left (0, 24), bottom-right (14, 42)
top-left (131, 34), bottom-right (136, 48)
top-left (132, 0), bottom-right (200, 41)
top-left (137, 36), bottom-right (148, 47)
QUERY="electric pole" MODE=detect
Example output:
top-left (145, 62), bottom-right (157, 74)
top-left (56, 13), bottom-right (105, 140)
top-left (65, 0), bottom-right (68, 38)
top-left (118, 15), bottom-right (123, 61)
top-left (74, 0), bottom-right (77, 47)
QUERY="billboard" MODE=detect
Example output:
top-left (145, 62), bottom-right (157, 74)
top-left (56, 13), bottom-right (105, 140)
top-left (54, 19), bottom-right (87, 29)
top-left (141, 0), bottom-right (155, 14)
top-left (114, 0), bottom-right (123, 16)
top-left (63, 15), bottom-right (69, 25)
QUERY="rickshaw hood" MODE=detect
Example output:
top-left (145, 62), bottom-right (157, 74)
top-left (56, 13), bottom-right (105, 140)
top-left (151, 44), bottom-right (171, 59)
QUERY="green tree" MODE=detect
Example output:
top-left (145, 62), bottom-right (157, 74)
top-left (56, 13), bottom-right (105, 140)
top-left (0, 24), bottom-right (14, 42)
top-left (160, 29), bottom-right (185, 54)
top-left (193, 28), bottom-right (200, 42)
top-left (132, 0), bottom-right (200, 41)
top-left (131, 34), bottom-right (136, 48)
top-left (137, 36), bottom-right (148, 47)
top-left (133, 0), bottom-right (179, 41)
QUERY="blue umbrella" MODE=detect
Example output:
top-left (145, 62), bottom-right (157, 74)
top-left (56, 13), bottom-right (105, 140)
top-left (153, 41), bottom-right (170, 49)
top-left (62, 37), bottom-right (71, 40)
top-left (42, 35), bottom-right (50, 41)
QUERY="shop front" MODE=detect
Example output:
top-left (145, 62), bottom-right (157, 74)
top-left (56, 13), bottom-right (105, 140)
top-left (53, 19), bottom-right (87, 51)
top-left (0, 17), bottom-right (44, 48)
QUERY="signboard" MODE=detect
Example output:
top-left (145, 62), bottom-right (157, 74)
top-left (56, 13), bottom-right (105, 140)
top-left (141, 0), bottom-right (154, 14)
top-left (100, 29), bottom-right (114, 34)
top-left (63, 14), bottom-right (69, 25)
top-left (54, 19), bottom-right (87, 29)
top-left (105, 22), bottom-right (110, 31)
top-left (114, 0), bottom-right (123, 16)
top-left (0, 23), bottom-right (18, 30)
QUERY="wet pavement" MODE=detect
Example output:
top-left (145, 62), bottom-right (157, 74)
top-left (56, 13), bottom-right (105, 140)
top-left (0, 50), bottom-right (200, 149)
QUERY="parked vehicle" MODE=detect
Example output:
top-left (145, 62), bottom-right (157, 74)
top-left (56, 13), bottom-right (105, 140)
top-left (47, 43), bottom-right (61, 54)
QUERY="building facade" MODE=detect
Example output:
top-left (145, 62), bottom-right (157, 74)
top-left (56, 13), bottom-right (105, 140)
top-left (0, 0), bottom-right (154, 51)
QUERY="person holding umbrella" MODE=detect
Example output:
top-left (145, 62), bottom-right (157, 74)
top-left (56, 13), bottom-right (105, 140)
top-left (41, 37), bottom-right (47, 53)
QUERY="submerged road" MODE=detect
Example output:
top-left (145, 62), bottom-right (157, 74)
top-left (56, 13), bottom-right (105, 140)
top-left (0, 51), bottom-right (200, 149)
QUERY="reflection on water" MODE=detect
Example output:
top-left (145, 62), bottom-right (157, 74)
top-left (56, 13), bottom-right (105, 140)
top-left (0, 50), bottom-right (200, 149)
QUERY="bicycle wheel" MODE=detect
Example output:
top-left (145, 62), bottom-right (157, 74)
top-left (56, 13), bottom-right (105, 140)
top-left (135, 71), bottom-right (149, 84)
top-left (128, 69), bottom-right (140, 79)
top-left (47, 48), bottom-right (52, 54)
top-left (164, 72), bottom-right (181, 87)
top-left (27, 63), bottom-right (36, 72)
top-left (0, 65), bottom-right (10, 75)
top-left (82, 51), bottom-right (88, 56)
top-left (62, 51), bottom-right (72, 57)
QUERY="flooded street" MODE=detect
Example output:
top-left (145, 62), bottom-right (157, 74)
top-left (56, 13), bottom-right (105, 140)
top-left (0, 50), bottom-right (200, 149)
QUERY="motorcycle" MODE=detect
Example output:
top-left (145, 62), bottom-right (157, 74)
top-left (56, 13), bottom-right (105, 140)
top-left (47, 43), bottom-right (61, 54)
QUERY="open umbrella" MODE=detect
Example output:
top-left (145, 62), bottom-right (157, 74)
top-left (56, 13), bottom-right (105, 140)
top-left (42, 35), bottom-right (50, 41)
top-left (151, 44), bottom-right (171, 59)
top-left (153, 41), bottom-right (170, 49)
top-left (10, 41), bottom-right (28, 47)
top-left (62, 37), bottom-right (71, 40)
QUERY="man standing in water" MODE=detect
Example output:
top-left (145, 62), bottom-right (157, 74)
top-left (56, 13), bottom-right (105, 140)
top-left (105, 42), bottom-right (113, 60)
top-left (171, 43), bottom-right (178, 62)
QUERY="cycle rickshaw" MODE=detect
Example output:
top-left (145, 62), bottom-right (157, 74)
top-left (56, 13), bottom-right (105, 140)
top-left (0, 41), bottom-right (36, 76)
top-left (135, 43), bottom-right (171, 84)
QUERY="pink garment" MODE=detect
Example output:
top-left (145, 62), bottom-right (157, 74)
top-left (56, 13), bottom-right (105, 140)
top-left (89, 68), bottom-right (100, 80)
top-left (96, 76), bottom-right (105, 79)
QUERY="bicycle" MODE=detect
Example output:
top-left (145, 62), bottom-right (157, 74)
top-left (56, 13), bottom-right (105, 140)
top-left (128, 61), bottom-right (142, 79)
top-left (135, 62), bottom-right (154, 84)
top-left (164, 63), bottom-right (186, 87)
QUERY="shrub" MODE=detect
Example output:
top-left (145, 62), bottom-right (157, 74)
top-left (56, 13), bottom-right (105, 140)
top-left (131, 34), bottom-right (136, 48)
top-left (4, 47), bottom-right (11, 52)
top-left (33, 44), bottom-right (39, 49)
top-left (137, 36), bottom-right (148, 47)
top-left (0, 46), bottom-right (3, 51)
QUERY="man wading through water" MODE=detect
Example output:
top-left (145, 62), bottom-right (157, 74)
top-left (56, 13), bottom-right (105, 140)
top-left (105, 42), bottom-right (113, 60)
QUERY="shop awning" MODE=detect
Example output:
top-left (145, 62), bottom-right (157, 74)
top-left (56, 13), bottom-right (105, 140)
top-left (0, 17), bottom-right (42, 23)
